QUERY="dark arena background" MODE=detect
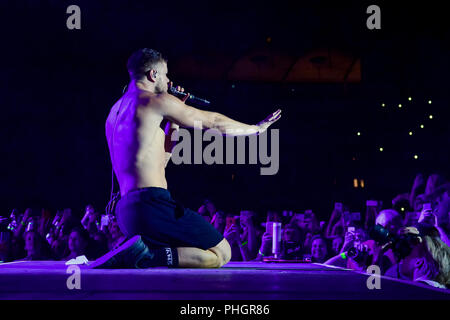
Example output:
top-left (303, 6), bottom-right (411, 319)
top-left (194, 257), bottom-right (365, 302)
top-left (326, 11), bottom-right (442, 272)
top-left (0, 0), bottom-right (449, 313)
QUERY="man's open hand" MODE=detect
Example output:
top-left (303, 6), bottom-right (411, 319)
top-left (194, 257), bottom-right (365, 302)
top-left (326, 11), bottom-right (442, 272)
top-left (257, 109), bottom-right (282, 134)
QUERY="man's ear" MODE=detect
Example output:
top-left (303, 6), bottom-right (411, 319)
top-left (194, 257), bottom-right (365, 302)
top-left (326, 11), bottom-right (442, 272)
top-left (147, 69), bottom-right (158, 82)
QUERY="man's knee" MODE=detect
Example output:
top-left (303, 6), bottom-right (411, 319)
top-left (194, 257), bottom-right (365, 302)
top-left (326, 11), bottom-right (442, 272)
top-left (208, 238), bottom-right (231, 268)
top-left (219, 238), bottom-right (232, 266)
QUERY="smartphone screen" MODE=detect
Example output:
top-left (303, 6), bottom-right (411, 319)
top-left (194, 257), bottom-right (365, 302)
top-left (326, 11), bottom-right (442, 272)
top-left (423, 203), bottom-right (432, 211)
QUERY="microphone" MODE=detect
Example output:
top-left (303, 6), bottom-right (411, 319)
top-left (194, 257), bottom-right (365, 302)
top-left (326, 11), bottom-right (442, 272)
top-left (169, 86), bottom-right (211, 107)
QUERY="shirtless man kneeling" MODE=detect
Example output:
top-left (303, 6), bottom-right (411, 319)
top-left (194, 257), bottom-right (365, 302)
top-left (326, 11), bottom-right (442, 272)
top-left (90, 48), bottom-right (281, 269)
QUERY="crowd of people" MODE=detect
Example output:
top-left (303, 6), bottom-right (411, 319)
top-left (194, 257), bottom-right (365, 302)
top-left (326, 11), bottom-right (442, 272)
top-left (1, 173), bottom-right (449, 289)
top-left (0, 205), bottom-right (124, 263)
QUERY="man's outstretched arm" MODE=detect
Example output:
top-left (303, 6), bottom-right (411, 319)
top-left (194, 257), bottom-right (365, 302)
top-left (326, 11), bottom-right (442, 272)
top-left (152, 93), bottom-right (281, 136)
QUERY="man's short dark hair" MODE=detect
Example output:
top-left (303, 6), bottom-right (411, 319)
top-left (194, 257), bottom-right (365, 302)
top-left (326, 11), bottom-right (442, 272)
top-left (127, 48), bottom-right (167, 80)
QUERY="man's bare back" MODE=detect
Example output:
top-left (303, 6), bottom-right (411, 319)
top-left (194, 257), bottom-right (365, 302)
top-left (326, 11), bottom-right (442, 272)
top-left (106, 89), bottom-right (168, 196)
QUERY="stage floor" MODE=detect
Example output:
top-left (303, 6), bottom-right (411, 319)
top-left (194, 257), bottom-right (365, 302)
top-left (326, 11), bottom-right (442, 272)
top-left (0, 261), bottom-right (448, 299)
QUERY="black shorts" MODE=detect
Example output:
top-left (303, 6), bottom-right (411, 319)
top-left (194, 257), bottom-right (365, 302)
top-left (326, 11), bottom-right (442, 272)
top-left (115, 187), bottom-right (224, 250)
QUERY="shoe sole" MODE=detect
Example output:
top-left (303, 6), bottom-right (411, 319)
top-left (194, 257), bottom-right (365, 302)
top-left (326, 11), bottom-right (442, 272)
top-left (88, 235), bottom-right (144, 269)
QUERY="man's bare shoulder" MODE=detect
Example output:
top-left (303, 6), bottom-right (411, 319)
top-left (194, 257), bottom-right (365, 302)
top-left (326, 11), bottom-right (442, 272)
top-left (135, 91), bottom-right (174, 108)
top-left (135, 91), bottom-right (185, 120)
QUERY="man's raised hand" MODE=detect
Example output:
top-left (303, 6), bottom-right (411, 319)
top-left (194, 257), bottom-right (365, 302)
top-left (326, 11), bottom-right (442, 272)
top-left (257, 109), bottom-right (282, 134)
